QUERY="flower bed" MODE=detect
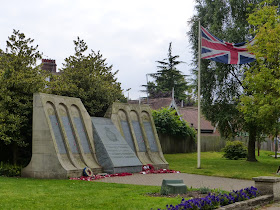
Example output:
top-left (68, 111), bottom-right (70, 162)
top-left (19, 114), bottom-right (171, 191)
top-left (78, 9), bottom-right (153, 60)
top-left (159, 186), bottom-right (259, 210)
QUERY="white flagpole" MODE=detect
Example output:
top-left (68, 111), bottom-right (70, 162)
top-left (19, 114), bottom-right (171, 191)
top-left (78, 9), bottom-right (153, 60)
top-left (197, 20), bottom-right (201, 169)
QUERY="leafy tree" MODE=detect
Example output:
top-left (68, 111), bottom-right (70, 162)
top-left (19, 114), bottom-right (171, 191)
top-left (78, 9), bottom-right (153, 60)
top-left (146, 42), bottom-right (191, 102)
top-left (49, 37), bottom-right (125, 117)
top-left (152, 107), bottom-right (196, 139)
top-left (0, 30), bottom-right (48, 164)
top-left (188, 0), bottom-right (277, 161)
top-left (239, 2), bottom-right (280, 142)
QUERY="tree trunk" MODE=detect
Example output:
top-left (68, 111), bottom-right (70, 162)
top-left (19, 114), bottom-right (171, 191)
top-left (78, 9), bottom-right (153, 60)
top-left (247, 127), bottom-right (257, 162)
top-left (12, 142), bottom-right (18, 165)
top-left (258, 141), bottom-right (260, 156)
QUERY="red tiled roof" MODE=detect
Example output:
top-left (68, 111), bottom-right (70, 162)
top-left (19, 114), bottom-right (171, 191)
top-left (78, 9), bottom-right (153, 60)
top-left (179, 107), bottom-right (215, 131)
top-left (147, 97), bottom-right (173, 110)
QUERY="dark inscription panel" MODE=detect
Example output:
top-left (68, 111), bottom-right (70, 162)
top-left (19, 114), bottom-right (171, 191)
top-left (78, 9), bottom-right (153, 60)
top-left (49, 115), bottom-right (67, 154)
top-left (121, 121), bottom-right (136, 152)
top-left (132, 121), bottom-right (146, 152)
top-left (74, 117), bottom-right (91, 154)
top-left (144, 122), bottom-right (159, 152)
top-left (61, 116), bottom-right (78, 154)
top-left (92, 117), bottom-right (142, 167)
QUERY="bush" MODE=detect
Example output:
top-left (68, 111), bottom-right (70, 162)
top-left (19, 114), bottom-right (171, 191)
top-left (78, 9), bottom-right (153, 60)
top-left (152, 108), bottom-right (196, 139)
top-left (222, 141), bottom-right (247, 160)
top-left (0, 162), bottom-right (21, 177)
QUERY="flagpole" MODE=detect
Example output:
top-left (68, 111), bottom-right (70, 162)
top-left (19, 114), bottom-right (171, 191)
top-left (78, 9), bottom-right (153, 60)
top-left (197, 20), bottom-right (201, 169)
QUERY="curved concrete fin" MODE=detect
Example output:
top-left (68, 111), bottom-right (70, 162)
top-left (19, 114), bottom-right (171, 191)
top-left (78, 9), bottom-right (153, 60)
top-left (140, 109), bottom-right (169, 168)
top-left (70, 105), bottom-right (101, 172)
top-left (58, 103), bottom-right (86, 169)
top-left (22, 93), bottom-right (102, 179)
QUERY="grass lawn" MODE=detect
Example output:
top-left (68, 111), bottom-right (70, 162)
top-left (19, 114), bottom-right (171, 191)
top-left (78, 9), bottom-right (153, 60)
top-left (1, 150), bottom-right (279, 209)
top-left (0, 177), bottom-right (182, 210)
top-left (165, 150), bottom-right (280, 180)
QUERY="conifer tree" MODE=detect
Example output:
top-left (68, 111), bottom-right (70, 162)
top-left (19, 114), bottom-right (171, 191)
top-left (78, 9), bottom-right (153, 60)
top-left (147, 42), bottom-right (191, 103)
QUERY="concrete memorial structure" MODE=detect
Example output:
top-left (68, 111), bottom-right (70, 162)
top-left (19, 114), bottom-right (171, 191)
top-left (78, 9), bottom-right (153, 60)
top-left (91, 117), bottom-right (142, 174)
top-left (105, 102), bottom-right (169, 169)
top-left (22, 93), bottom-right (168, 179)
top-left (22, 93), bottom-right (102, 179)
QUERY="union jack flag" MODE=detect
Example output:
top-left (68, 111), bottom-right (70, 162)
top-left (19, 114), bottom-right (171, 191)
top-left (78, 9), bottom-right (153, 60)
top-left (201, 26), bottom-right (255, 64)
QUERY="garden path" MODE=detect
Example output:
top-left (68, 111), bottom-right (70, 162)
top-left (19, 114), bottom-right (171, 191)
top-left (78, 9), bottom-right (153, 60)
top-left (94, 173), bottom-right (254, 192)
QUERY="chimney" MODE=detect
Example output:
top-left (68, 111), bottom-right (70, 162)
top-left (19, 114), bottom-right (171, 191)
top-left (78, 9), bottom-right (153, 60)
top-left (41, 59), bottom-right (57, 73)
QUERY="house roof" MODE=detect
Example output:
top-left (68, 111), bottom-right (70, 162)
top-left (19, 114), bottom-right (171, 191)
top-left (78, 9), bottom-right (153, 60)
top-left (179, 107), bottom-right (216, 132)
top-left (128, 97), bottom-right (173, 110)
top-left (146, 97), bottom-right (173, 110)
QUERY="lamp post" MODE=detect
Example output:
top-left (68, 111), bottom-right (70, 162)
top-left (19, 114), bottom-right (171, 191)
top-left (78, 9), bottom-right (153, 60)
top-left (146, 73), bottom-right (153, 104)
top-left (125, 88), bottom-right (131, 100)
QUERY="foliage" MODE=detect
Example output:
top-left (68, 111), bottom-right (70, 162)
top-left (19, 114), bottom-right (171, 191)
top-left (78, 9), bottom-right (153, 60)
top-left (188, 0), bottom-right (280, 161)
top-left (145, 42), bottom-right (192, 103)
top-left (152, 107), bottom-right (196, 139)
top-left (0, 30), bottom-right (48, 164)
top-left (0, 162), bottom-right (21, 177)
top-left (239, 1), bottom-right (280, 138)
top-left (198, 187), bottom-right (211, 194)
top-left (161, 186), bottom-right (259, 210)
top-left (0, 177), bottom-right (181, 210)
top-left (222, 141), bottom-right (247, 160)
top-left (48, 37), bottom-right (125, 117)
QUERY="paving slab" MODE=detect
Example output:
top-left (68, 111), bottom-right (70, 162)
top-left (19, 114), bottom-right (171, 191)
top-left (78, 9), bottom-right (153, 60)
top-left (95, 173), bottom-right (254, 192)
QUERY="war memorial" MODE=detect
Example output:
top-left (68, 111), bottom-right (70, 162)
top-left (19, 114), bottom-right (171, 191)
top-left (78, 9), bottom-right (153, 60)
top-left (22, 93), bottom-right (168, 179)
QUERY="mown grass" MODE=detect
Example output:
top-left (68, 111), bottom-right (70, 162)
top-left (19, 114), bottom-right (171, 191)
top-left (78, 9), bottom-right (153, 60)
top-left (165, 150), bottom-right (280, 180)
top-left (0, 177), bottom-right (182, 210)
top-left (1, 150), bottom-right (279, 209)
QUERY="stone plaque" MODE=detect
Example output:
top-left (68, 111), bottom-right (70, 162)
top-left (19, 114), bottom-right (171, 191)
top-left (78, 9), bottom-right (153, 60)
top-left (91, 117), bottom-right (142, 174)
top-left (61, 116), bottom-right (79, 154)
top-left (73, 117), bottom-right (91, 154)
top-left (144, 122), bottom-right (159, 152)
top-left (120, 121), bottom-right (136, 152)
top-left (49, 115), bottom-right (67, 154)
top-left (132, 121), bottom-right (146, 152)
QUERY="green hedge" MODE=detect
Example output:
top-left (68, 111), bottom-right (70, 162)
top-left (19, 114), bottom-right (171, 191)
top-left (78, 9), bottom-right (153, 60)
top-left (0, 162), bottom-right (21, 177)
top-left (152, 107), bottom-right (196, 139)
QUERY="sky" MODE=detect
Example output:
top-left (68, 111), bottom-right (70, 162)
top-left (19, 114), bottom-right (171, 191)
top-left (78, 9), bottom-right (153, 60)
top-left (0, 0), bottom-right (196, 100)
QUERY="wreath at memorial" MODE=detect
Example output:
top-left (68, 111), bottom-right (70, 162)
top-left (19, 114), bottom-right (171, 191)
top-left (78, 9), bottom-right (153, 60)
top-left (141, 164), bottom-right (180, 174)
top-left (83, 167), bottom-right (94, 177)
top-left (142, 164), bottom-right (155, 172)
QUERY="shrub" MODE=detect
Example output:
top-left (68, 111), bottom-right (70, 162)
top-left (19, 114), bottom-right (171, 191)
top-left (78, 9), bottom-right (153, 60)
top-left (222, 141), bottom-right (247, 160)
top-left (198, 187), bottom-right (211, 194)
top-left (0, 162), bottom-right (21, 177)
top-left (152, 108), bottom-right (196, 139)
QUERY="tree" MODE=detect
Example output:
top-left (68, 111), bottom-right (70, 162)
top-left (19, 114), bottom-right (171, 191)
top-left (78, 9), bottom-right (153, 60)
top-left (146, 42), bottom-right (191, 102)
top-left (239, 2), bottom-right (280, 145)
top-left (0, 30), bottom-right (48, 164)
top-left (188, 0), bottom-right (280, 161)
top-left (49, 37), bottom-right (125, 117)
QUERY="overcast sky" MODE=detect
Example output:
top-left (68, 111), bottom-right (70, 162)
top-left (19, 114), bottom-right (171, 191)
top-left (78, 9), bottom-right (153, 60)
top-left (0, 0), bottom-right (196, 100)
